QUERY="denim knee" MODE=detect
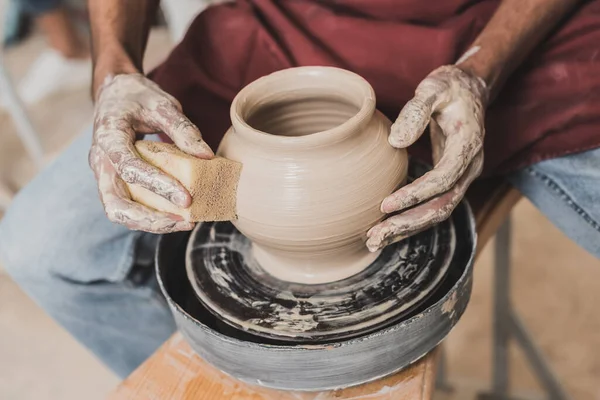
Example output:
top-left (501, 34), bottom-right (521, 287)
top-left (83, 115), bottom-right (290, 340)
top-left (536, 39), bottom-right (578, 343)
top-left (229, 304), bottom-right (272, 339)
top-left (0, 131), bottom-right (139, 285)
top-left (508, 147), bottom-right (600, 259)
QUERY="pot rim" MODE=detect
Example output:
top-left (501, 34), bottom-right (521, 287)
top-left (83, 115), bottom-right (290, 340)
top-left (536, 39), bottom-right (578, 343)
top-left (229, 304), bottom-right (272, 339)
top-left (230, 66), bottom-right (376, 148)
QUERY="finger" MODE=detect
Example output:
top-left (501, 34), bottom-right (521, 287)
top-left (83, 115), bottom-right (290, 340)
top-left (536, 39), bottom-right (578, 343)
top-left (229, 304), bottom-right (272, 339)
top-left (367, 152), bottom-right (483, 252)
top-left (389, 78), bottom-right (445, 148)
top-left (151, 102), bottom-right (214, 159)
top-left (381, 125), bottom-right (482, 213)
top-left (93, 146), bottom-right (195, 233)
top-left (105, 196), bottom-right (196, 234)
top-left (98, 128), bottom-right (192, 208)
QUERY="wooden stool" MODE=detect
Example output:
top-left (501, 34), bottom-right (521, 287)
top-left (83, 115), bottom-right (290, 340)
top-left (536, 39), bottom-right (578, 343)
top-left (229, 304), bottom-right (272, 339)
top-left (108, 179), bottom-right (566, 400)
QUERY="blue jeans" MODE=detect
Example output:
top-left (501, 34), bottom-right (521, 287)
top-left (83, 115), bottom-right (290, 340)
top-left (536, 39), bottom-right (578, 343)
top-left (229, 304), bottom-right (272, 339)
top-left (20, 0), bottom-right (62, 16)
top-left (0, 128), bottom-right (599, 378)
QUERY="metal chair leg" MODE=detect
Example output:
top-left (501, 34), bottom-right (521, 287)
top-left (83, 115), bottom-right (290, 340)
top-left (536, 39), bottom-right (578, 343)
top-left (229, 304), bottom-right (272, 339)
top-left (509, 310), bottom-right (569, 400)
top-left (0, 55), bottom-right (44, 168)
top-left (493, 218), bottom-right (511, 396)
top-left (483, 217), bottom-right (570, 400)
top-left (0, 49), bottom-right (44, 212)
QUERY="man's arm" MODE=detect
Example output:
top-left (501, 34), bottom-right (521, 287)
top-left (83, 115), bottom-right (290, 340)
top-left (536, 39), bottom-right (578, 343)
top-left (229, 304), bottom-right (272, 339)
top-left (458, 0), bottom-right (580, 101)
top-left (87, 0), bottom-right (213, 234)
top-left (89, 0), bottom-right (159, 97)
top-left (367, 0), bottom-right (582, 250)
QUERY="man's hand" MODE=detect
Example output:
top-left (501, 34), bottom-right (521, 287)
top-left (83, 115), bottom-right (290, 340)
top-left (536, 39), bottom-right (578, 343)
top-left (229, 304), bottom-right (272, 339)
top-left (89, 74), bottom-right (214, 233)
top-left (366, 0), bottom-right (580, 251)
top-left (366, 65), bottom-right (487, 251)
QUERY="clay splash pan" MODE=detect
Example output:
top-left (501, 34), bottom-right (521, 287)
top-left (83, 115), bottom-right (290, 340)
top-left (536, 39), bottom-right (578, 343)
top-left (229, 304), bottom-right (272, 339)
top-left (185, 216), bottom-right (454, 342)
top-left (156, 162), bottom-right (477, 391)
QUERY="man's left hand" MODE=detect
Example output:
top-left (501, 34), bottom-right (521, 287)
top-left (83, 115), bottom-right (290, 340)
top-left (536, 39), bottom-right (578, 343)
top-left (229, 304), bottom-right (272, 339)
top-left (366, 65), bottom-right (488, 252)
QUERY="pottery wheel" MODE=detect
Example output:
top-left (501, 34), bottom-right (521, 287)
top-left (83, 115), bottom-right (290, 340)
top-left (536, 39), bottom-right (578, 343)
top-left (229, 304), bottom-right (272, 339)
top-left (158, 159), bottom-right (477, 391)
top-left (185, 216), bottom-right (456, 342)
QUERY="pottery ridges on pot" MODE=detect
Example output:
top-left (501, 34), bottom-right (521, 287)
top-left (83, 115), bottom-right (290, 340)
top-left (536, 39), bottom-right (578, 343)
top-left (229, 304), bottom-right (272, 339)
top-left (218, 67), bottom-right (408, 284)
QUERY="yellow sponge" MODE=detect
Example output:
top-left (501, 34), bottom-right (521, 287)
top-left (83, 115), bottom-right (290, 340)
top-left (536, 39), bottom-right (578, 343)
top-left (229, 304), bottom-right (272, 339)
top-left (126, 140), bottom-right (241, 222)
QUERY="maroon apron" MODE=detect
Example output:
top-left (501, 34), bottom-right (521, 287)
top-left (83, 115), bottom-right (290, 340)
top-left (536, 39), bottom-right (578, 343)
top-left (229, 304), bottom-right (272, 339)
top-left (150, 0), bottom-right (600, 176)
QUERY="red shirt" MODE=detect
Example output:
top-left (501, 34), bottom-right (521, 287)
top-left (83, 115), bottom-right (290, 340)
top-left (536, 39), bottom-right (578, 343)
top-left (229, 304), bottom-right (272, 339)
top-left (150, 0), bottom-right (600, 176)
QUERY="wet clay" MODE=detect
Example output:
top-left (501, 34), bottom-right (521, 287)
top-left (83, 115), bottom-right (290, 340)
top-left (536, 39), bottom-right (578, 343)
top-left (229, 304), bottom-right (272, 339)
top-left (218, 67), bottom-right (408, 284)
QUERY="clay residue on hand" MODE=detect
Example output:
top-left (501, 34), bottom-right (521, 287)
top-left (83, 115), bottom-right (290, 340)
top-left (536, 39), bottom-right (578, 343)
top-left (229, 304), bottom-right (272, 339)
top-left (90, 73), bottom-right (214, 233)
top-left (367, 65), bottom-right (487, 251)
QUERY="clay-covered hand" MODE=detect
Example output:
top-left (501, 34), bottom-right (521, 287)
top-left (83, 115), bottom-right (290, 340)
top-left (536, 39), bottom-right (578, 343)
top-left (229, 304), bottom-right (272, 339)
top-left (89, 73), bottom-right (214, 233)
top-left (367, 65), bottom-right (487, 251)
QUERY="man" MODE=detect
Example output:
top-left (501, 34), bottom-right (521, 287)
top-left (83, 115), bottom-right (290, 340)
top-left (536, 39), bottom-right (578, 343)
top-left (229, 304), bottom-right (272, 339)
top-left (1, 0), bottom-right (599, 378)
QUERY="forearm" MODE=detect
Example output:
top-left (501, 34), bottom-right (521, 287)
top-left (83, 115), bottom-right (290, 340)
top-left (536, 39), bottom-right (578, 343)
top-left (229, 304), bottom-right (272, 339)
top-left (89, 0), bottom-right (159, 98)
top-left (457, 0), bottom-right (580, 102)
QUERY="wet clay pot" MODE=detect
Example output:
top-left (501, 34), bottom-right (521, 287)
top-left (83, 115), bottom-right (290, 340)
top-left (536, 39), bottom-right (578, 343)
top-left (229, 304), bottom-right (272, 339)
top-left (218, 67), bottom-right (407, 284)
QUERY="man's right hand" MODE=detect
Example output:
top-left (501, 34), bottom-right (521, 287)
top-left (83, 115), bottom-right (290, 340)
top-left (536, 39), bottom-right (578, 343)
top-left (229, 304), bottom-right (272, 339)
top-left (89, 73), bottom-right (214, 233)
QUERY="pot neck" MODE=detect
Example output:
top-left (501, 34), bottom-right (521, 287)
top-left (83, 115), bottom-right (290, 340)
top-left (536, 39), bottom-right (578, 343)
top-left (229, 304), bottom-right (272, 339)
top-left (230, 67), bottom-right (376, 149)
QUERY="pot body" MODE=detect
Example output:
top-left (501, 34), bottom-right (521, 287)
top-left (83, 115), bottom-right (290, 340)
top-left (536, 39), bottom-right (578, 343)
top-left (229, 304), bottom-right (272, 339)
top-left (218, 67), bottom-right (407, 284)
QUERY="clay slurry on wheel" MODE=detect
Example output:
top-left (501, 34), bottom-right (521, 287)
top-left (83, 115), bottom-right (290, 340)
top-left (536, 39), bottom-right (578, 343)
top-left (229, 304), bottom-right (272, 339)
top-left (185, 216), bottom-right (455, 342)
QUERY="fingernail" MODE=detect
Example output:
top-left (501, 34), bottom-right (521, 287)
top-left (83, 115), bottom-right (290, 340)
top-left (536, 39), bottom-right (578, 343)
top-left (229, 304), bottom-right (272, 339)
top-left (172, 191), bottom-right (190, 208)
top-left (380, 200), bottom-right (389, 214)
top-left (197, 141), bottom-right (214, 158)
top-left (365, 239), bottom-right (379, 253)
top-left (176, 221), bottom-right (195, 231)
top-left (164, 212), bottom-right (184, 221)
top-left (381, 198), bottom-right (396, 213)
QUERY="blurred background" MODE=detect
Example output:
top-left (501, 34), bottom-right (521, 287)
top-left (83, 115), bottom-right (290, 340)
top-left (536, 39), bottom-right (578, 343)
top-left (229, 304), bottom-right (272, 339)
top-left (0, 1), bottom-right (599, 399)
